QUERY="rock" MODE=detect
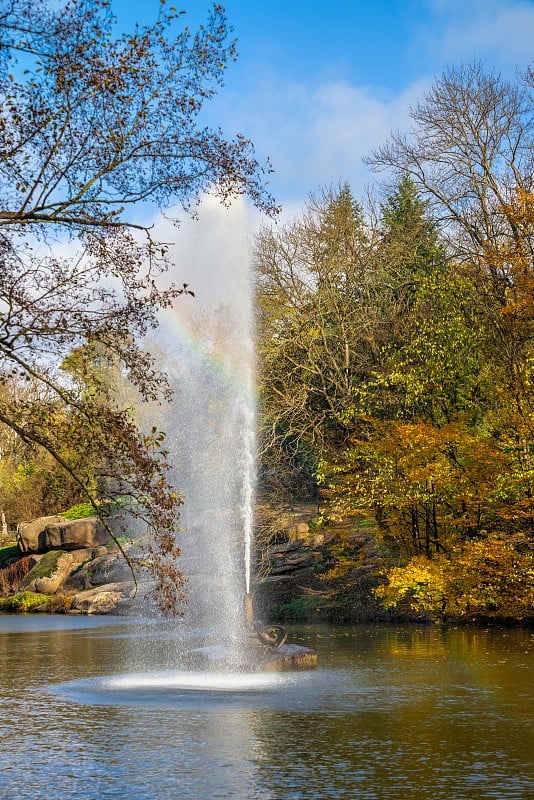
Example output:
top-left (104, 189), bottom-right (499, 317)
top-left (269, 554), bottom-right (315, 574)
top-left (17, 516), bottom-right (111, 555)
top-left (18, 547), bottom-right (107, 595)
top-left (70, 581), bottom-right (136, 614)
top-left (20, 547), bottom-right (115, 595)
top-left (263, 643), bottom-right (317, 671)
top-left (268, 540), bottom-right (304, 555)
top-left (17, 516), bottom-right (67, 554)
top-left (85, 553), bottom-right (132, 584)
top-left (24, 551), bottom-right (77, 594)
top-left (63, 553), bottom-right (132, 591)
top-left (287, 522), bottom-right (310, 541)
top-left (42, 517), bottom-right (111, 552)
top-left (260, 566), bottom-right (316, 582)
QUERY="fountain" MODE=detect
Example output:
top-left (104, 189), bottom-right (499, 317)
top-left (153, 197), bottom-right (316, 673)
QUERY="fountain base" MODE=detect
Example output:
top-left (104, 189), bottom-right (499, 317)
top-left (243, 618), bottom-right (317, 671)
top-left (261, 643), bottom-right (318, 671)
top-left (240, 597), bottom-right (317, 671)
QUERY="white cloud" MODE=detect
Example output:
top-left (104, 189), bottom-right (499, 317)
top-left (221, 0), bottom-right (532, 212)
top-left (304, 78), bottom-right (430, 187)
top-left (216, 75), bottom-right (432, 209)
top-left (424, 0), bottom-right (534, 65)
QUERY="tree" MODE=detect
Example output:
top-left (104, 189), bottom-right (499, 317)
top-left (0, 0), bottom-right (277, 612)
top-left (0, 0), bottom-right (275, 227)
top-left (318, 179), bottom-right (488, 553)
top-left (367, 63), bottom-right (534, 271)
top-left (255, 184), bottom-right (372, 472)
top-left (375, 535), bottom-right (534, 623)
top-left (0, 378), bottom-right (84, 523)
top-left (367, 64), bottom-right (534, 419)
top-left (255, 178), bottom-right (451, 497)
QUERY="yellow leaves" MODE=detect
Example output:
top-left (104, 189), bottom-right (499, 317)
top-left (501, 188), bottom-right (534, 231)
top-left (480, 188), bottom-right (534, 325)
top-left (375, 535), bottom-right (534, 621)
top-left (330, 416), bottom-right (498, 506)
top-left (375, 556), bottom-right (446, 611)
top-left (321, 406), bottom-right (534, 563)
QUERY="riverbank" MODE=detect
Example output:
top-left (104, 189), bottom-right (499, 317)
top-left (0, 515), bottom-right (143, 616)
top-left (1, 507), bottom-right (533, 626)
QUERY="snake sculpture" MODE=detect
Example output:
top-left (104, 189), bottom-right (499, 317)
top-left (253, 620), bottom-right (288, 653)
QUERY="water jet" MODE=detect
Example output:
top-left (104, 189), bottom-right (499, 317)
top-left (155, 200), bottom-right (316, 672)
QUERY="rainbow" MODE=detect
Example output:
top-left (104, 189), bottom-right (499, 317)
top-left (157, 299), bottom-right (256, 395)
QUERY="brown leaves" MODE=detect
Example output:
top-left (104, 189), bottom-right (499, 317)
top-left (0, 0), bottom-right (277, 228)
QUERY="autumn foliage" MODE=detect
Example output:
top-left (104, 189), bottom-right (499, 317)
top-left (256, 65), bottom-right (534, 622)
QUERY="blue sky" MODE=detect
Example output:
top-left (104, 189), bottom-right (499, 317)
top-left (112, 0), bottom-right (534, 212)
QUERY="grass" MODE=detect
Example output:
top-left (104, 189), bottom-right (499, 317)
top-left (0, 591), bottom-right (54, 612)
top-left (63, 499), bottom-right (125, 520)
top-left (0, 543), bottom-right (19, 565)
top-left (63, 502), bottom-right (96, 519)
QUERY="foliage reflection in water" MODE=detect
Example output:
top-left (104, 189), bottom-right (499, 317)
top-left (0, 618), bottom-right (532, 800)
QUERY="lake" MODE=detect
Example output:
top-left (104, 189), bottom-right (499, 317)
top-left (0, 616), bottom-right (532, 799)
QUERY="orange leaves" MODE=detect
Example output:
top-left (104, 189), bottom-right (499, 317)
top-left (500, 188), bottom-right (534, 232)
top-left (477, 188), bottom-right (534, 323)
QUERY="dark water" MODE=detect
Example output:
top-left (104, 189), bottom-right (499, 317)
top-left (0, 617), bottom-right (532, 800)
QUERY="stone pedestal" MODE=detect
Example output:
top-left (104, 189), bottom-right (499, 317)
top-left (262, 643), bottom-right (318, 671)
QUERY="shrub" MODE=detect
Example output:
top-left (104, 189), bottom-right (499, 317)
top-left (0, 555), bottom-right (33, 595)
top-left (62, 502), bottom-right (96, 520)
top-left (271, 595), bottom-right (319, 623)
top-left (375, 535), bottom-right (534, 623)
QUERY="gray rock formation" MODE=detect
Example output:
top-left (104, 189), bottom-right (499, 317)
top-left (63, 552), bottom-right (133, 592)
top-left (20, 548), bottom-right (103, 594)
top-left (70, 581), bottom-right (136, 614)
top-left (22, 551), bottom-right (79, 594)
top-left (16, 516), bottom-right (67, 554)
top-left (17, 516), bottom-right (110, 554)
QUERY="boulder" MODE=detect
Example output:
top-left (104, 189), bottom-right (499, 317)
top-left (92, 546), bottom-right (110, 559)
top-left (70, 581), bottom-right (135, 614)
top-left (42, 517), bottom-right (110, 551)
top-left (23, 551), bottom-right (76, 594)
top-left (17, 516), bottom-right (67, 554)
top-left (269, 550), bottom-right (316, 574)
top-left (263, 643), bottom-right (317, 671)
top-left (63, 553), bottom-right (132, 592)
top-left (19, 548), bottom-right (95, 594)
top-left (18, 516), bottom-right (111, 555)
top-left (287, 522), bottom-right (310, 541)
top-left (268, 540), bottom-right (304, 555)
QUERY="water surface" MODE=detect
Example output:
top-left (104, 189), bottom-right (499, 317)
top-left (0, 617), bottom-right (532, 799)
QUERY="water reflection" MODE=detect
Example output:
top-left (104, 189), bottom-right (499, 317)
top-left (0, 617), bottom-right (532, 800)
